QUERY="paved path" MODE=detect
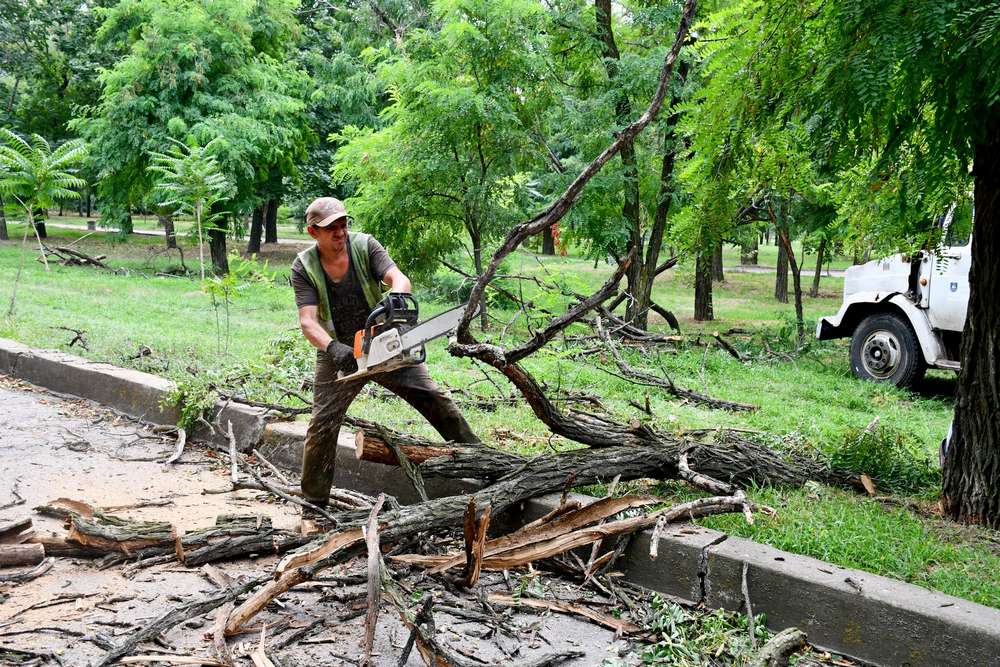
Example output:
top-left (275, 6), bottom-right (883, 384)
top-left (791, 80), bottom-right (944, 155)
top-left (0, 376), bottom-right (621, 666)
top-left (725, 264), bottom-right (847, 277)
top-left (23, 221), bottom-right (312, 247)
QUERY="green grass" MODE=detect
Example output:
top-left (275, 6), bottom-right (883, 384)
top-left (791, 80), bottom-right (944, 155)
top-left (3, 224), bottom-right (995, 609)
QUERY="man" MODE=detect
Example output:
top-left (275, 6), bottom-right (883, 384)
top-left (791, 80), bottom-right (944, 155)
top-left (291, 197), bottom-right (479, 530)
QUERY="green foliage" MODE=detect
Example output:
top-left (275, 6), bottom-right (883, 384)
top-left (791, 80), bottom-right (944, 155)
top-left (0, 128), bottom-right (88, 315)
top-left (332, 0), bottom-right (550, 280)
top-left (201, 251), bottom-right (279, 353)
top-left (165, 331), bottom-right (311, 429)
top-left (829, 424), bottom-right (941, 494)
top-left (684, 0), bottom-right (996, 259)
top-left (74, 0), bottom-right (309, 233)
top-left (148, 137), bottom-right (233, 279)
top-left (0, 0), bottom-right (116, 140)
top-left (0, 129), bottom-right (87, 213)
top-left (629, 594), bottom-right (766, 666)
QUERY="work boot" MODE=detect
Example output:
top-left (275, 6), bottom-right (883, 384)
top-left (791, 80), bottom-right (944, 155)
top-left (300, 503), bottom-right (336, 537)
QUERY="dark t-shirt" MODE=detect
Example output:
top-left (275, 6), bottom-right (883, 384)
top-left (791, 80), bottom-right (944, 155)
top-left (291, 236), bottom-right (396, 345)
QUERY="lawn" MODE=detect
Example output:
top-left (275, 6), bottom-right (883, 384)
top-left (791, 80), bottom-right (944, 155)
top-left (3, 223), bottom-right (996, 609)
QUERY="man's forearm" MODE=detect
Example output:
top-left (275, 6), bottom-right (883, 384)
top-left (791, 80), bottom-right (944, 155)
top-left (383, 267), bottom-right (412, 294)
top-left (301, 319), bottom-right (333, 352)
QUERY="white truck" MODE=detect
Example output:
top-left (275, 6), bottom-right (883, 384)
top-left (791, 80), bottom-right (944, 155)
top-left (816, 204), bottom-right (972, 388)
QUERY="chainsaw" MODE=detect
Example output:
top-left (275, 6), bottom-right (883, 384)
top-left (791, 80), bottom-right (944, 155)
top-left (337, 293), bottom-right (477, 382)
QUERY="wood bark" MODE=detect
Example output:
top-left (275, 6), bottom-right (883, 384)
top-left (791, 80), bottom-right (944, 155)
top-left (0, 198), bottom-right (7, 241)
top-left (774, 224), bottom-right (789, 303)
top-left (209, 225), bottom-right (229, 275)
top-left (809, 237), bottom-right (826, 297)
top-left (712, 240), bottom-right (725, 282)
top-left (158, 212), bottom-right (177, 249)
top-left (247, 205), bottom-right (264, 254)
top-left (542, 225), bottom-right (555, 255)
top-left (776, 225), bottom-right (805, 345)
top-left (0, 517), bottom-right (32, 543)
top-left (264, 199), bottom-right (278, 244)
top-left (752, 627), bottom-right (807, 667)
top-left (694, 244), bottom-right (713, 321)
top-left (943, 108), bottom-right (1000, 527)
top-left (0, 543), bottom-right (44, 566)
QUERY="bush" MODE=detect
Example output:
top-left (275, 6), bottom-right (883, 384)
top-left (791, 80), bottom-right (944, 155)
top-left (829, 423), bottom-right (940, 494)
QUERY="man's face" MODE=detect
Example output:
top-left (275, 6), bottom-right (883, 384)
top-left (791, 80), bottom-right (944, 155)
top-left (308, 218), bottom-right (349, 252)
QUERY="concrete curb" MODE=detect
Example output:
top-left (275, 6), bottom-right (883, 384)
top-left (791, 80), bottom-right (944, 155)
top-left (0, 339), bottom-right (267, 450)
top-left (3, 338), bottom-right (999, 666)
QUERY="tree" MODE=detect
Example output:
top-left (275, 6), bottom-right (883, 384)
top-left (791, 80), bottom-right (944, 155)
top-left (75, 0), bottom-right (309, 265)
top-left (702, 0), bottom-right (999, 525)
top-left (0, 0), bottom-right (116, 140)
top-left (148, 138), bottom-right (234, 280)
top-left (332, 0), bottom-right (550, 327)
top-left (0, 129), bottom-right (86, 315)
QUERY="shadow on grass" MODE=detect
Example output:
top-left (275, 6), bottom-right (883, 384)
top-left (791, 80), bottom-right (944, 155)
top-left (913, 374), bottom-right (958, 401)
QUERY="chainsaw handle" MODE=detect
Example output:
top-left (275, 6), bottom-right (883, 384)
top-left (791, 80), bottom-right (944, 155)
top-left (360, 293), bottom-right (420, 354)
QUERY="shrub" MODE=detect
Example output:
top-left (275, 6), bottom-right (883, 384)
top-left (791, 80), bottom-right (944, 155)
top-left (829, 423), bottom-right (940, 494)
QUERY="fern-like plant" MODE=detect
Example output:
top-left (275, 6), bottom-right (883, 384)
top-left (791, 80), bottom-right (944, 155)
top-left (147, 138), bottom-right (233, 280)
top-left (0, 129), bottom-right (87, 316)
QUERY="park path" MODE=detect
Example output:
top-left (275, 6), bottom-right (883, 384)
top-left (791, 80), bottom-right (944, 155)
top-left (0, 375), bottom-right (620, 666)
top-left (35, 221), bottom-right (312, 247)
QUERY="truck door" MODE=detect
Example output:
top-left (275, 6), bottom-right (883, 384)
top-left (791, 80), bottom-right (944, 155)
top-left (927, 203), bottom-right (972, 332)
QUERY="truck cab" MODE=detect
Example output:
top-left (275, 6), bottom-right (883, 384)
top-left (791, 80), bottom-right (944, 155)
top-left (816, 203), bottom-right (972, 388)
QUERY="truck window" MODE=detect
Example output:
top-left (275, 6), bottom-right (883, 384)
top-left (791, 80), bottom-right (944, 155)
top-left (945, 200), bottom-right (973, 247)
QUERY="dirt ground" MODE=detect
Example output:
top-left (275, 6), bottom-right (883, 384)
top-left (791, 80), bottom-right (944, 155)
top-left (0, 376), bottom-right (628, 666)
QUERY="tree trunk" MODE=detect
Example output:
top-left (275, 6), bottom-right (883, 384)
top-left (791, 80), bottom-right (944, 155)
top-left (712, 240), bottom-right (725, 282)
top-left (247, 205), bottom-right (264, 254)
top-left (542, 225), bottom-right (555, 255)
top-left (0, 198), bottom-right (7, 241)
top-left (694, 244), bottom-right (713, 321)
top-left (741, 237), bottom-right (758, 265)
top-left (774, 225), bottom-right (789, 303)
top-left (596, 0), bottom-right (643, 328)
top-left (628, 104), bottom-right (683, 330)
top-left (264, 199), bottom-right (278, 244)
top-left (810, 237), bottom-right (826, 297)
top-left (777, 226), bottom-right (805, 346)
top-left (34, 222), bottom-right (47, 239)
top-left (158, 213), bottom-right (177, 249)
top-left (943, 110), bottom-right (1000, 528)
top-left (472, 230), bottom-right (488, 330)
top-left (209, 224), bottom-right (229, 275)
top-left (86, 190), bottom-right (92, 217)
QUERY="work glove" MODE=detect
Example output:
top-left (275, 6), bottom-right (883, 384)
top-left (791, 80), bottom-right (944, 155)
top-left (325, 341), bottom-right (358, 374)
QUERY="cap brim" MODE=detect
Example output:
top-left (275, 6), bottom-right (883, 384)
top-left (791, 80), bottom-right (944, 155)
top-left (314, 212), bottom-right (348, 227)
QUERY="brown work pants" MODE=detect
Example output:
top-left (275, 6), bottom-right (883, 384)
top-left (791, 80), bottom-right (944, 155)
top-left (301, 351), bottom-right (480, 505)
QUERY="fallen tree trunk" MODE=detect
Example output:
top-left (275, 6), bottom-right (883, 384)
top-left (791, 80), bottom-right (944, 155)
top-left (0, 543), bottom-right (44, 566)
top-left (354, 423), bottom-right (850, 491)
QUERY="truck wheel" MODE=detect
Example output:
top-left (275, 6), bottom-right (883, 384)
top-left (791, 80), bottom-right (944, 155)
top-left (850, 313), bottom-right (927, 388)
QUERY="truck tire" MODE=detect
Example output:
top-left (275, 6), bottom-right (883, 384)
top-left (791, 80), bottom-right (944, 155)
top-left (850, 313), bottom-right (926, 388)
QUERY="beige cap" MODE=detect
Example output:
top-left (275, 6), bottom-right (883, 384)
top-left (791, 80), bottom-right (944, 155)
top-left (305, 197), bottom-right (349, 227)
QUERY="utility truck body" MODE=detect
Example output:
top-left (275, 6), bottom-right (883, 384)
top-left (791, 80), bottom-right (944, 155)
top-left (816, 205), bottom-right (972, 387)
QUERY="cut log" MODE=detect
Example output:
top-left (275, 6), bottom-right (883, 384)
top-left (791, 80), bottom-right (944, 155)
top-left (66, 515), bottom-right (175, 555)
top-left (354, 429), bottom-right (456, 466)
top-left (0, 543), bottom-right (44, 566)
top-left (0, 517), bottom-right (32, 544)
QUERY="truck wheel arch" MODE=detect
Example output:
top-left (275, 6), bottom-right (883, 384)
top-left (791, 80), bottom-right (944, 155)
top-left (819, 293), bottom-right (945, 366)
